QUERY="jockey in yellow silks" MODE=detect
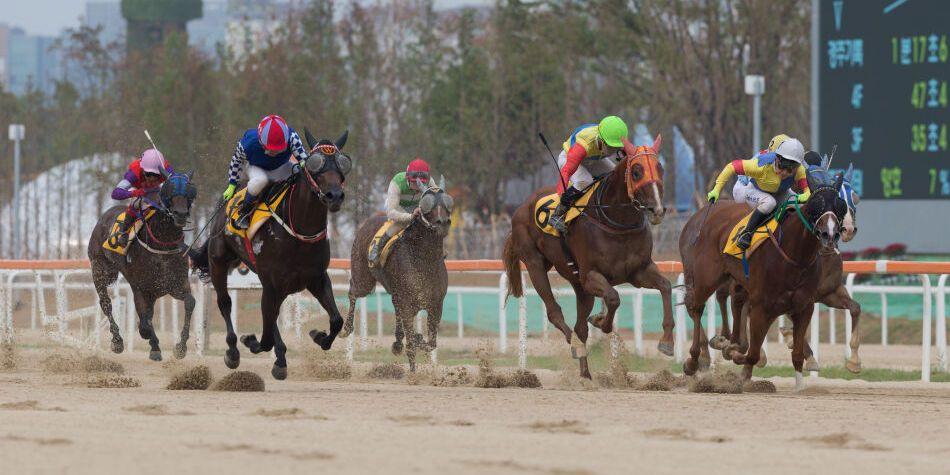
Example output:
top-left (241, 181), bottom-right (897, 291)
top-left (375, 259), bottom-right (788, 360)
top-left (707, 136), bottom-right (811, 250)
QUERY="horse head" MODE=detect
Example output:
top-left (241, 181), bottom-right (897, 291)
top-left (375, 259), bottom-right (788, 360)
top-left (621, 135), bottom-right (665, 225)
top-left (839, 163), bottom-right (859, 241)
top-left (159, 170), bottom-right (197, 228)
top-left (417, 177), bottom-right (453, 238)
top-left (303, 128), bottom-right (351, 212)
top-left (805, 173), bottom-right (848, 251)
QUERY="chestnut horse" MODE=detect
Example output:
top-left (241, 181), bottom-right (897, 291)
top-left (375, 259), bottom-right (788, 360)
top-left (679, 175), bottom-right (847, 390)
top-left (503, 136), bottom-right (669, 378)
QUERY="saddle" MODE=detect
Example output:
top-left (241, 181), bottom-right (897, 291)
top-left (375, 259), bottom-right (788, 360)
top-left (533, 181), bottom-right (602, 237)
top-left (722, 204), bottom-right (792, 258)
top-left (368, 220), bottom-right (408, 269)
top-left (102, 209), bottom-right (157, 255)
top-left (224, 185), bottom-right (291, 241)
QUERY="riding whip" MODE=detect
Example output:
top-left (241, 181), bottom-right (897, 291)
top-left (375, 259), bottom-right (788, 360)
top-left (538, 132), bottom-right (570, 193)
top-left (182, 198), bottom-right (227, 256)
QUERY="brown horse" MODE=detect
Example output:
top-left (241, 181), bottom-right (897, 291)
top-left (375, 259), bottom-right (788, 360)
top-left (88, 172), bottom-right (198, 361)
top-left (679, 175), bottom-right (847, 390)
top-left (712, 168), bottom-right (862, 373)
top-left (342, 184), bottom-right (452, 371)
top-left (503, 136), bottom-right (669, 378)
top-left (190, 129), bottom-right (349, 380)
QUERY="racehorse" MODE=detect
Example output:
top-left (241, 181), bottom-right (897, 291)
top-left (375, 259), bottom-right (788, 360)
top-left (503, 136), bottom-right (668, 378)
top-left (713, 164), bottom-right (863, 372)
top-left (679, 175), bottom-right (847, 389)
top-left (190, 129), bottom-right (350, 380)
top-left (88, 171), bottom-right (198, 361)
top-left (343, 183), bottom-right (453, 371)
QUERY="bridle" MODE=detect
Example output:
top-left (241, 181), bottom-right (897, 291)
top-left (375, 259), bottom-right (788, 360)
top-left (580, 146), bottom-right (663, 232)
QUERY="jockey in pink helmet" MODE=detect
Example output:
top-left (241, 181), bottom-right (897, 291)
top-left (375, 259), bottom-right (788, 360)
top-left (222, 114), bottom-right (311, 229)
top-left (111, 148), bottom-right (172, 246)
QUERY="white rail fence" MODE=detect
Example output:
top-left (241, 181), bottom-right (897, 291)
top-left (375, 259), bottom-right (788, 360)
top-left (1, 267), bottom-right (947, 382)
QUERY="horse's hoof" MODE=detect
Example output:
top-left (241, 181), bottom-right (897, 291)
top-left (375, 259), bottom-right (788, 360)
top-left (723, 343), bottom-right (741, 360)
top-left (149, 350), bottom-right (163, 362)
top-left (224, 349), bottom-right (241, 369)
top-left (111, 338), bottom-right (124, 354)
top-left (845, 358), bottom-right (861, 374)
top-left (709, 335), bottom-right (727, 350)
top-left (805, 356), bottom-right (820, 372)
top-left (240, 334), bottom-right (259, 351)
top-left (657, 341), bottom-right (674, 357)
top-left (755, 353), bottom-right (767, 368)
top-left (392, 341), bottom-right (404, 355)
top-left (683, 357), bottom-right (698, 376)
top-left (271, 365), bottom-right (288, 381)
top-left (310, 330), bottom-right (333, 350)
top-left (174, 342), bottom-right (187, 360)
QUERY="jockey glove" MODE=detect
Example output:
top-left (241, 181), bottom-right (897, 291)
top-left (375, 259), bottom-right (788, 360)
top-left (223, 183), bottom-right (236, 200)
top-left (707, 189), bottom-right (720, 203)
top-left (131, 189), bottom-right (147, 198)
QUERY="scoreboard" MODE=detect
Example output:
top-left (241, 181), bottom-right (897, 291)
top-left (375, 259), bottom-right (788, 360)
top-left (819, 0), bottom-right (949, 200)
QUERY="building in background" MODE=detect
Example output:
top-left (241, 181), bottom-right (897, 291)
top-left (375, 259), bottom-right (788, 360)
top-left (84, 1), bottom-right (126, 46)
top-left (0, 24), bottom-right (9, 88)
top-left (4, 27), bottom-right (62, 95)
top-left (120, 0), bottom-right (203, 52)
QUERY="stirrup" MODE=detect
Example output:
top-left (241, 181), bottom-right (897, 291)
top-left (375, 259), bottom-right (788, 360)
top-left (736, 232), bottom-right (752, 250)
top-left (235, 211), bottom-right (252, 229)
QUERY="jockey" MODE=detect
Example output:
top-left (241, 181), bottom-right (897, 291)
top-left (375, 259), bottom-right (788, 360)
top-left (111, 148), bottom-right (172, 246)
top-left (367, 158), bottom-right (431, 265)
top-left (548, 116), bottom-right (629, 233)
top-left (707, 137), bottom-right (810, 250)
top-left (222, 115), bottom-right (310, 229)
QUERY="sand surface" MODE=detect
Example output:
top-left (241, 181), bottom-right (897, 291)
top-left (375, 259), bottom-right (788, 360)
top-left (1, 345), bottom-right (949, 475)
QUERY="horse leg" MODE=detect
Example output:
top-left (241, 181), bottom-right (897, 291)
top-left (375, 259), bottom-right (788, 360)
top-left (723, 288), bottom-right (748, 360)
top-left (631, 262), bottom-right (675, 356)
top-left (211, 263), bottom-right (239, 369)
top-left (394, 300), bottom-right (419, 372)
top-left (709, 285), bottom-right (731, 349)
top-left (171, 283), bottom-right (195, 360)
top-left (790, 303), bottom-right (814, 391)
top-left (392, 312), bottom-right (405, 356)
top-left (133, 292), bottom-right (162, 361)
top-left (583, 270), bottom-right (620, 334)
top-left (92, 267), bottom-right (123, 354)
top-left (681, 276), bottom-right (714, 375)
top-left (342, 294), bottom-right (357, 338)
top-left (731, 302), bottom-right (767, 381)
top-left (271, 324), bottom-right (289, 381)
top-left (573, 288), bottom-right (595, 379)
top-left (524, 258), bottom-right (571, 343)
top-left (823, 285), bottom-right (862, 373)
top-left (424, 302), bottom-right (443, 353)
top-left (308, 272), bottom-right (344, 351)
top-left (241, 285), bottom-right (281, 355)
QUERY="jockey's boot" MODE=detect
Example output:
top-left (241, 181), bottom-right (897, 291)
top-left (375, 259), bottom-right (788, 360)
top-left (367, 235), bottom-right (388, 268)
top-left (549, 186), bottom-right (583, 234)
top-left (235, 195), bottom-right (257, 230)
top-left (736, 209), bottom-right (768, 251)
top-left (115, 212), bottom-right (137, 248)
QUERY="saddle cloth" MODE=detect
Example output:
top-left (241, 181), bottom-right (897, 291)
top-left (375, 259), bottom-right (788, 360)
top-left (722, 210), bottom-right (781, 258)
top-left (225, 186), bottom-right (290, 241)
top-left (533, 181), bottom-right (601, 237)
top-left (368, 220), bottom-right (408, 269)
top-left (102, 209), bottom-right (157, 255)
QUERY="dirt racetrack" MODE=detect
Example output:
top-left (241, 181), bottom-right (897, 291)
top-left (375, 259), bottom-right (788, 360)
top-left (1, 344), bottom-right (949, 475)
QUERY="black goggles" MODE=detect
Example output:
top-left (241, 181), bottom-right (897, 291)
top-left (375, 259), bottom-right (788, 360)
top-left (408, 172), bottom-right (430, 181)
top-left (776, 156), bottom-right (798, 171)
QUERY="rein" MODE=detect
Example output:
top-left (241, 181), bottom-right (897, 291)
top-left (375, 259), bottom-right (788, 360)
top-left (267, 181), bottom-right (328, 243)
top-left (578, 150), bottom-right (660, 233)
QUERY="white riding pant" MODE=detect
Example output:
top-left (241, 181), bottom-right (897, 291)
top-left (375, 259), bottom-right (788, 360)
top-left (247, 161), bottom-right (294, 197)
top-left (732, 179), bottom-right (791, 214)
top-left (557, 150), bottom-right (617, 190)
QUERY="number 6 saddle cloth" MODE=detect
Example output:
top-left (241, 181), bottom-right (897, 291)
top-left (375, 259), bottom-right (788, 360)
top-left (102, 209), bottom-right (157, 255)
top-left (532, 182), bottom-right (601, 237)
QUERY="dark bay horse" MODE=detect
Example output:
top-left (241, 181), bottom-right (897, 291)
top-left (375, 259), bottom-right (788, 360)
top-left (88, 172), bottom-right (198, 361)
top-left (504, 136), bottom-right (669, 378)
top-left (343, 184), bottom-right (452, 371)
top-left (713, 167), bottom-right (863, 372)
top-left (679, 176), bottom-right (847, 390)
top-left (190, 129), bottom-right (349, 380)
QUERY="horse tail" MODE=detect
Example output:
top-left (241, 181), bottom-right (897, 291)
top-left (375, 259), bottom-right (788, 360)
top-left (189, 240), bottom-right (211, 281)
top-left (502, 233), bottom-right (523, 300)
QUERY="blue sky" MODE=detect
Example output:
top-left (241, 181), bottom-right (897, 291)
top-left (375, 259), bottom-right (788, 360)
top-left (2, 0), bottom-right (490, 37)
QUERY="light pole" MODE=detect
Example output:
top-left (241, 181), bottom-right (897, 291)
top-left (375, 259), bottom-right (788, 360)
top-left (745, 75), bottom-right (766, 154)
top-left (8, 124), bottom-right (25, 259)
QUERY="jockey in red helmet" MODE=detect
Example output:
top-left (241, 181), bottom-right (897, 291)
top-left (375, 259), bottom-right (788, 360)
top-left (222, 114), bottom-right (311, 229)
top-left (111, 148), bottom-right (172, 247)
top-left (367, 158), bottom-right (432, 266)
